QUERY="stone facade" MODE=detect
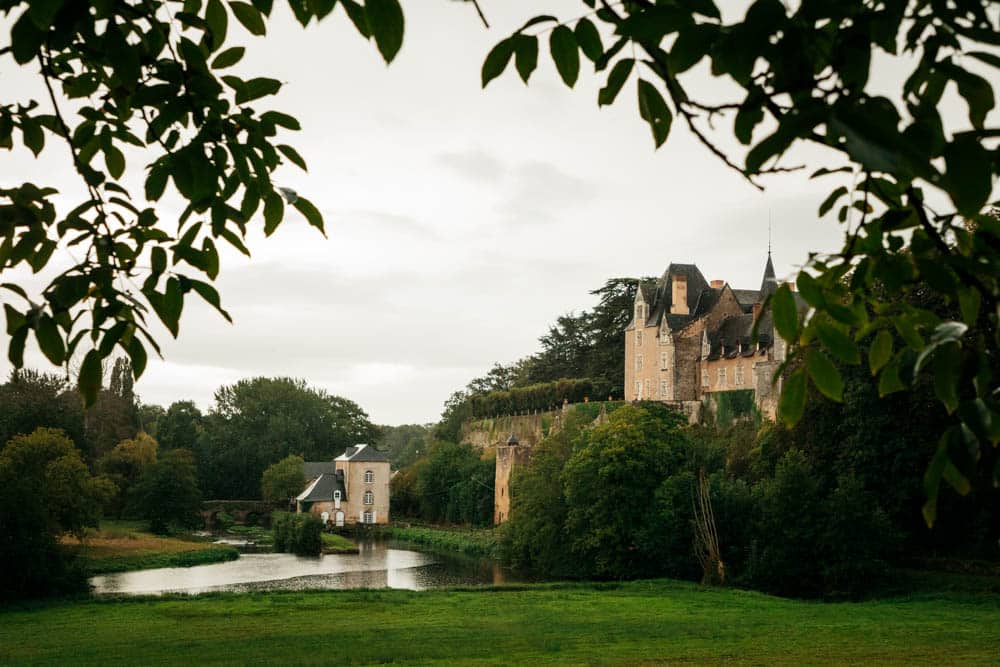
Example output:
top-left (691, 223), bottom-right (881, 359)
top-left (298, 444), bottom-right (390, 526)
top-left (494, 435), bottom-right (532, 525)
top-left (625, 254), bottom-right (790, 419)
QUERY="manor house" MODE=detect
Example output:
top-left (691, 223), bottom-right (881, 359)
top-left (625, 252), bottom-right (789, 419)
top-left (297, 444), bottom-right (390, 526)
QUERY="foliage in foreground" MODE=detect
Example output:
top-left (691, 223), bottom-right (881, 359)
top-left (1, 579), bottom-right (997, 666)
top-left (380, 525), bottom-right (498, 558)
top-left (484, 1), bottom-right (999, 523)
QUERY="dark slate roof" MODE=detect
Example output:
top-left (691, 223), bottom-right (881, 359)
top-left (337, 443), bottom-right (391, 463)
top-left (646, 263), bottom-right (711, 329)
top-left (691, 288), bottom-right (721, 317)
top-left (732, 289), bottom-right (761, 307)
top-left (297, 472), bottom-right (347, 502)
top-left (303, 461), bottom-right (337, 480)
top-left (760, 252), bottom-right (778, 298)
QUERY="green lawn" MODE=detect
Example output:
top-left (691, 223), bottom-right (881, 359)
top-left (61, 520), bottom-right (238, 574)
top-left (320, 531), bottom-right (358, 553)
top-left (381, 524), bottom-right (498, 557)
top-left (1, 579), bottom-right (997, 665)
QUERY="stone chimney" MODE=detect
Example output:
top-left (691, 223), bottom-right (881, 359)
top-left (670, 275), bottom-right (689, 315)
top-left (710, 279), bottom-right (724, 288)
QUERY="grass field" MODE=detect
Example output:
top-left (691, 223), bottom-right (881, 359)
top-left (61, 521), bottom-right (238, 574)
top-left (320, 532), bottom-right (358, 553)
top-left (1, 578), bottom-right (996, 665)
top-left (381, 524), bottom-right (498, 557)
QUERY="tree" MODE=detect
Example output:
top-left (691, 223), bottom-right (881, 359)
top-left (413, 440), bottom-right (494, 526)
top-left (131, 448), bottom-right (202, 534)
top-left (0, 369), bottom-right (85, 451)
top-left (155, 400), bottom-right (205, 451)
top-left (99, 431), bottom-right (159, 516)
top-left (0, 427), bottom-right (114, 599)
top-left (0, 0), bottom-right (418, 404)
top-left (377, 423), bottom-right (430, 470)
top-left (484, 1), bottom-right (998, 523)
top-left (261, 454), bottom-right (305, 503)
top-left (195, 377), bottom-right (378, 499)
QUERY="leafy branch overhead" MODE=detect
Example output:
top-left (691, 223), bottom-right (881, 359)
top-left (482, 0), bottom-right (998, 525)
top-left (0, 0), bottom-right (405, 405)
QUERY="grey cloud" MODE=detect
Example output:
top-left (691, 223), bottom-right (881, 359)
top-left (435, 148), bottom-right (506, 184)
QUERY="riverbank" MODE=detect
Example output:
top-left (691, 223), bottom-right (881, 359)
top-left (61, 521), bottom-right (238, 575)
top-left (2, 578), bottom-right (997, 665)
top-left (380, 524), bottom-right (497, 557)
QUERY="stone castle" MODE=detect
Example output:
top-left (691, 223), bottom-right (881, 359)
top-left (624, 252), bottom-right (788, 420)
top-left (491, 252), bottom-right (793, 525)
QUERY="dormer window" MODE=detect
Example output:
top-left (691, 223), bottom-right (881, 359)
top-left (701, 331), bottom-right (711, 358)
top-left (334, 490), bottom-right (341, 500)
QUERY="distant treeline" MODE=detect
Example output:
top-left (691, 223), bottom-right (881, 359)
top-left (465, 378), bottom-right (611, 420)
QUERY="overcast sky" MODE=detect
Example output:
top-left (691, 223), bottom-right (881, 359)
top-left (2, 1), bottom-right (984, 425)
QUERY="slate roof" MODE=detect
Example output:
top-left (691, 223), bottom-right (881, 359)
top-left (303, 461), bottom-right (337, 480)
top-left (335, 443), bottom-right (391, 463)
top-left (297, 471), bottom-right (347, 502)
top-left (760, 252), bottom-right (778, 299)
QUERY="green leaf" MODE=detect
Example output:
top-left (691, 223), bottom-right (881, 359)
top-left (816, 320), bottom-right (860, 365)
top-left (771, 283), bottom-right (799, 342)
top-left (668, 23), bottom-right (715, 74)
top-left (190, 279), bottom-right (232, 321)
top-left (128, 336), bottom-right (148, 379)
top-left (151, 246), bottom-right (167, 274)
top-left (932, 341), bottom-right (961, 414)
top-left (818, 186), bottom-right (847, 217)
top-left (263, 191), bottom-right (284, 235)
top-left (8, 327), bottom-right (27, 368)
top-left (293, 196), bottom-right (325, 234)
top-left (778, 368), bottom-right (807, 426)
top-left (260, 111), bottom-right (301, 130)
top-left (806, 349), bottom-right (844, 401)
top-left (914, 321), bottom-right (968, 376)
top-left (163, 278), bottom-right (183, 337)
top-left (598, 58), bottom-right (634, 107)
top-left (549, 25), bottom-right (579, 88)
top-left (230, 1), bottom-right (266, 35)
top-left (574, 18), bottom-right (602, 63)
top-left (11, 12), bottom-right (45, 64)
top-left (943, 135), bottom-right (991, 217)
top-left (482, 38), bottom-right (515, 88)
top-left (341, 0), bottom-right (371, 38)
top-left (878, 354), bottom-right (906, 396)
top-left (514, 35), bottom-right (539, 83)
top-left (205, 0), bottom-right (228, 50)
top-left (795, 271), bottom-right (824, 308)
top-left (36, 315), bottom-right (65, 365)
top-left (235, 77), bottom-right (281, 104)
top-left (277, 144), bottom-right (307, 170)
top-left (734, 103), bottom-right (763, 145)
top-left (78, 349), bottom-right (103, 407)
top-left (636, 79), bottom-right (672, 148)
top-left (27, 0), bottom-right (64, 31)
top-left (21, 118), bottom-right (44, 156)
top-left (868, 329), bottom-right (893, 376)
top-left (212, 46), bottom-right (245, 69)
top-left (365, 0), bottom-right (404, 63)
top-left (104, 145), bottom-right (125, 180)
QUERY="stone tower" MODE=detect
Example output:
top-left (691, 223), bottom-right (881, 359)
top-left (494, 434), bottom-right (531, 525)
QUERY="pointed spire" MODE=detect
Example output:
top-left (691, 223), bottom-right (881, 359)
top-left (760, 219), bottom-right (777, 296)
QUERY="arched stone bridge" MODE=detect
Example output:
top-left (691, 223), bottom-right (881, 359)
top-left (201, 500), bottom-right (284, 528)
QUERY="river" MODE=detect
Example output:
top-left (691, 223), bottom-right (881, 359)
top-left (90, 539), bottom-right (528, 596)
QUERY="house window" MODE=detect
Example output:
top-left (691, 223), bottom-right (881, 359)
top-left (660, 380), bottom-right (669, 397)
top-left (364, 490), bottom-right (374, 505)
top-left (364, 470), bottom-right (374, 484)
top-left (717, 368), bottom-right (727, 387)
top-left (735, 364), bottom-right (745, 386)
top-left (636, 353), bottom-right (643, 372)
top-left (644, 379), bottom-right (651, 396)
top-left (363, 511), bottom-right (374, 524)
top-left (634, 381), bottom-right (641, 398)
top-left (636, 330), bottom-right (643, 346)
top-left (701, 369), bottom-right (709, 387)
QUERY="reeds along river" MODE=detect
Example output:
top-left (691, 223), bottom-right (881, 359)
top-left (90, 539), bottom-right (530, 595)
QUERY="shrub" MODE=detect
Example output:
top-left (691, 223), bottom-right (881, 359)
top-left (272, 512), bottom-right (322, 556)
top-left (214, 512), bottom-right (235, 530)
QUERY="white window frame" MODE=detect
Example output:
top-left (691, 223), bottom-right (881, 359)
top-left (735, 364), bottom-right (745, 386)
top-left (717, 368), bottom-right (727, 387)
top-left (660, 380), bottom-right (669, 397)
top-left (364, 470), bottom-right (374, 484)
top-left (363, 511), bottom-right (374, 524)
top-left (364, 490), bottom-right (374, 505)
top-left (333, 490), bottom-right (341, 500)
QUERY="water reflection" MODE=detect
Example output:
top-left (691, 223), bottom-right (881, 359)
top-left (91, 540), bottom-right (523, 596)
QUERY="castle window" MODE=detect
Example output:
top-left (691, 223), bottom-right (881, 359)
top-left (660, 352), bottom-right (668, 370)
top-left (717, 368), bottom-right (727, 387)
top-left (636, 330), bottom-right (643, 346)
top-left (364, 490), bottom-right (374, 505)
top-left (660, 380), bottom-right (669, 397)
top-left (735, 364), bottom-right (745, 386)
top-left (636, 353), bottom-right (643, 372)
top-left (701, 369), bottom-right (709, 387)
top-left (634, 381), bottom-right (641, 398)
top-left (364, 470), bottom-right (374, 484)
top-left (644, 379), bottom-right (651, 397)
